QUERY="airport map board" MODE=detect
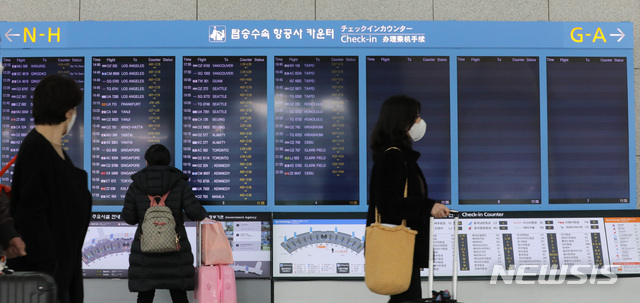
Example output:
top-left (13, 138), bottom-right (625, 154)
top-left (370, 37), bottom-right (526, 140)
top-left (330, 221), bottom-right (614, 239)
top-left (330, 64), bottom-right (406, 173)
top-left (272, 211), bottom-right (640, 278)
top-left (81, 210), bottom-right (640, 279)
top-left (82, 212), bottom-right (271, 279)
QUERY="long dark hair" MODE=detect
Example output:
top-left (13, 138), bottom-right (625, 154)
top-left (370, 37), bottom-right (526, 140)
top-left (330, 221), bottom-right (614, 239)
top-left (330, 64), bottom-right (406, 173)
top-left (370, 95), bottom-right (421, 157)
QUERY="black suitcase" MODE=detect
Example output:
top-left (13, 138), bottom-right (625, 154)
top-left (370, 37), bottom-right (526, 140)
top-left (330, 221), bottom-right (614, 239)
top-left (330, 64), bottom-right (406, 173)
top-left (0, 271), bottom-right (57, 303)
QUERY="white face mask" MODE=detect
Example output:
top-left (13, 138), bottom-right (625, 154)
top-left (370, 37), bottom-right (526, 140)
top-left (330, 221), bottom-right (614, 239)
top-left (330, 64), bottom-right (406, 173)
top-left (64, 111), bottom-right (77, 137)
top-left (409, 119), bottom-right (427, 141)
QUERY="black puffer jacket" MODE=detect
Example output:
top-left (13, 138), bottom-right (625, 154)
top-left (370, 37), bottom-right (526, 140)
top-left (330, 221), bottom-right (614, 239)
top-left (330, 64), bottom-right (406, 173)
top-left (122, 165), bottom-right (207, 292)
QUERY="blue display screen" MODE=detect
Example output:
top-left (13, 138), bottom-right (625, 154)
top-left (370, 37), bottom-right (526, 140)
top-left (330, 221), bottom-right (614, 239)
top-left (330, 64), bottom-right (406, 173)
top-left (90, 56), bottom-right (176, 203)
top-left (274, 56), bottom-right (359, 205)
top-left (547, 57), bottom-right (629, 204)
top-left (0, 20), bottom-right (634, 212)
top-left (366, 56), bottom-right (451, 204)
top-left (457, 56), bottom-right (541, 205)
top-left (1, 56), bottom-right (85, 183)
top-left (182, 56), bottom-right (268, 206)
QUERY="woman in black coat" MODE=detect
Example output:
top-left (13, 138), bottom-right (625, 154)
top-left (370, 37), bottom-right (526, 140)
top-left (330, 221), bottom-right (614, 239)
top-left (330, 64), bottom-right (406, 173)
top-left (122, 144), bottom-right (209, 303)
top-left (367, 95), bottom-right (450, 303)
top-left (8, 75), bottom-right (92, 303)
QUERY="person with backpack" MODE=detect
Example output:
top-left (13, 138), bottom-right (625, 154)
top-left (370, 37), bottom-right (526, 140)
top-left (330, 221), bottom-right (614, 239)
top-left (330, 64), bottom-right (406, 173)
top-left (122, 144), bottom-right (211, 303)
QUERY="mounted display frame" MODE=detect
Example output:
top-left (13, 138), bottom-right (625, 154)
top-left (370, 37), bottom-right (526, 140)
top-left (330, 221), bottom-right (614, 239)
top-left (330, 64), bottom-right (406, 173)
top-left (0, 20), bottom-right (635, 213)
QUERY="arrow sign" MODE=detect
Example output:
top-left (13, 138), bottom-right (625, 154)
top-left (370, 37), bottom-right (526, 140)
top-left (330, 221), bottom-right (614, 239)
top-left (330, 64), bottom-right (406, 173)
top-left (4, 28), bottom-right (21, 42)
top-left (609, 28), bottom-right (625, 42)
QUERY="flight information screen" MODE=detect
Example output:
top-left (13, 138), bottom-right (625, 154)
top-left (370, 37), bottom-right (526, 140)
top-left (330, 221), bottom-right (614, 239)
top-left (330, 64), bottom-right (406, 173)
top-left (0, 20), bottom-right (636, 282)
top-left (547, 57), bottom-right (629, 204)
top-left (182, 56), bottom-right (268, 205)
top-left (90, 56), bottom-right (176, 203)
top-left (457, 56), bottom-right (541, 205)
top-left (1, 56), bottom-right (85, 182)
top-left (366, 56), bottom-right (451, 204)
top-left (273, 56), bottom-right (359, 205)
top-left (0, 21), bottom-right (634, 212)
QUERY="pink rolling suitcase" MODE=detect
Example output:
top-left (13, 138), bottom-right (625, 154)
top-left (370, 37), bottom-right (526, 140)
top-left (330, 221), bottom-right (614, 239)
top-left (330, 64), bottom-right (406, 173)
top-left (194, 221), bottom-right (237, 303)
top-left (195, 265), bottom-right (237, 303)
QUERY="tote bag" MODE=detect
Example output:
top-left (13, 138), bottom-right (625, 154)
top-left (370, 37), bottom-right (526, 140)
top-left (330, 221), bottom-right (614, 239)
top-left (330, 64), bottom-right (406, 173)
top-left (201, 221), bottom-right (234, 265)
top-left (365, 175), bottom-right (417, 295)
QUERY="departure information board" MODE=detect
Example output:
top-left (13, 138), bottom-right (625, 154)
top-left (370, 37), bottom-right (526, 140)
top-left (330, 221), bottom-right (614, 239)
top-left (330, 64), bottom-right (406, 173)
top-left (182, 56), bottom-right (268, 205)
top-left (457, 56), bottom-right (541, 205)
top-left (0, 56), bottom-right (85, 183)
top-left (366, 56), bottom-right (451, 204)
top-left (274, 56), bottom-right (359, 205)
top-left (547, 57), bottom-right (629, 204)
top-left (0, 21), bottom-right (634, 212)
top-left (90, 56), bottom-right (175, 202)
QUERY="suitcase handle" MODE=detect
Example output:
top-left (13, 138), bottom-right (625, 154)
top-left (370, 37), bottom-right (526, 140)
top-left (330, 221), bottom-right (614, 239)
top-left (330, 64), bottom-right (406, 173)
top-left (452, 213), bottom-right (459, 300)
top-left (428, 210), bottom-right (460, 300)
top-left (197, 221), bottom-right (201, 266)
top-left (428, 217), bottom-right (434, 296)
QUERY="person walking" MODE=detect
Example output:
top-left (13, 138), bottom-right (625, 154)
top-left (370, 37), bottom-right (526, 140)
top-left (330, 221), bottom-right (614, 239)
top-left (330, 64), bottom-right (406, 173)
top-left (367, 95), bottom-right (450, 303)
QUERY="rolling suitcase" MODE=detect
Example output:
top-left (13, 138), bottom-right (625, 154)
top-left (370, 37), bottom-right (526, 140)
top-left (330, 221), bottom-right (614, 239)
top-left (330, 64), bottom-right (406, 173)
top-left (194, 221), bottom-right (237, 303)
top-left (0, 271), bottom-right (56, 303)
top-left (424, 210), bottom-right (462, 303)
top-left (195, 264), bottom-right (237, 303)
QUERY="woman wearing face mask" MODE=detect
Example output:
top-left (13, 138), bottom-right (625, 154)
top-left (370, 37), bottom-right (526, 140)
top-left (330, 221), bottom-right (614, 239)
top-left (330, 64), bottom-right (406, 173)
top-left (367, 95), bottom-right (450, 303)
top-left (8, 74), bottom-right (92, 303)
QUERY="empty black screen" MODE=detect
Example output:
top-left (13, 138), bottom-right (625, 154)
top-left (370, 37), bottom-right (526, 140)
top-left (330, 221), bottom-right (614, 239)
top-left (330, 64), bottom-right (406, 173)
top-left (547, 57), bottom-right (629, 204)
top-left (366, 56), bottom-right (451, 204)
top-left (458, 56), bottom-right (541, 204)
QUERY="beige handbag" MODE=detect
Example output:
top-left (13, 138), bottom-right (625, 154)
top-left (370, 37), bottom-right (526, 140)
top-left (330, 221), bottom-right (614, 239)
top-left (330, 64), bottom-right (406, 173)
top-left (200, 221), bottom-right (234, 265)
top-left (365, 176), bottom-right (417, 295)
